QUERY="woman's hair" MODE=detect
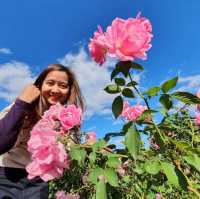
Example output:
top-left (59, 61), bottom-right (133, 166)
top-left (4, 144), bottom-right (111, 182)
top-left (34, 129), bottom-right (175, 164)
top-left (34, 63), bottom-right (85, 115)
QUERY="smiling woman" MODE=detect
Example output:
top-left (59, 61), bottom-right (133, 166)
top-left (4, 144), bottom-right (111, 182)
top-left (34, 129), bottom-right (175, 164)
top-left (0, 64), bottom-right (85, 199)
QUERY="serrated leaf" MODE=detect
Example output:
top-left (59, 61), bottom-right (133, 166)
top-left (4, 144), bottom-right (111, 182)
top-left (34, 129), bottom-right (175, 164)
top-left (172, 91), bottom-right (200, 104)
top-left (159, 94), bottom-right (173, 110)
top-left (69, 148), bottom-right (86, 164)
top-left (122, 88), bottom-right (134, 98)
top-left (114, 78), bottom-right (125, 86)
top-left (112, 95), bottom-right (123, 119)
top-left (104, 168), bottom-right (119, 187)
top-left (92, 139), bottom-right (107, 152)
top-left (183, 153), bottom-right (200, 173)
top-left (125, 127), bottom-right (140, 159)
top-left (143, 87), bottom-right (161, 97)
top-left (88, 167), bottom-right (104, 184)
top-left (161, 76), bottom-right (178, 93)
top-left (144, 160), bottom-right (161, 175)
top-left (104, 84), bottom-right (121, 94)
top-left (107, 157), bottom-right (121, 168)
top-left (89, 152), bottom-right (96, 164)
top-left (161, 162), bottom-right (179, 186)
top-left (126, 80), bottom-right (138, 87)
top-left (96, 179), bottom-right (107, 199)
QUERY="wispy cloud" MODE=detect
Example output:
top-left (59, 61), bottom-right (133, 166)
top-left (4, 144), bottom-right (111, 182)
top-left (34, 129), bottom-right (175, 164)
top-left (178, 74), bottom-right (200, 93)
top-left (0, 61), bottom-right (35, 102)
top-left (0, 48), bottom-right (12, 55)
top-left (58, 48), bottom-right (116, 117)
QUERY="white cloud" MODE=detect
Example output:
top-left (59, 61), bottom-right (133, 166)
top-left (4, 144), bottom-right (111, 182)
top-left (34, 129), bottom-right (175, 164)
top-left (0, 48), bottom-right (12, 54)
top-left (58, 48), bottom-right (115, 117)
top-left (0, 61), bottom-right (35, 102)
top-left (178, 74), bottom-right (200, 93)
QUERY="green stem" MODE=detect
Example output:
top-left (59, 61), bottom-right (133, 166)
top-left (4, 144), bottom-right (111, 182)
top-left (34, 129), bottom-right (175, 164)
top-left (128, 72), bottom-right (150, 110)
top-left (189, 118), bottom-right (195, 148)
top-left (128, 71), bottom-right (165, 143)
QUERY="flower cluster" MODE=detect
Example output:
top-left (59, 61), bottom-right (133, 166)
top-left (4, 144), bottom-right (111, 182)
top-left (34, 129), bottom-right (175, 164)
top-left (121, 101), bottom-right (146, 121)
top-left (195, 90), bottom-right (200, 125)
top-left (89, 13), bottom-right (153, 65)
top-left (56, 191), bottom-right (80, 199)
top-left (26, 103), bottom-right (82, 182)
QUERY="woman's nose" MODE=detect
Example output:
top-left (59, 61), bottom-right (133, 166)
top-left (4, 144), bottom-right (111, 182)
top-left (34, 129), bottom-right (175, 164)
top-left (51, 85), bottom-right (60, 93)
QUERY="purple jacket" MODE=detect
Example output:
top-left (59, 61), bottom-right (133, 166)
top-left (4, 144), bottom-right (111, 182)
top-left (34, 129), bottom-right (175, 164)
top-left (0, 99), bottom-right (31, 155)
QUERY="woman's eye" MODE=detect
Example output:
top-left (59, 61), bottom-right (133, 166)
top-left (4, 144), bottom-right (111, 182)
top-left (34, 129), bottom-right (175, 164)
top-left (46, 81), bottom-right (54, 86)
top-left (59, 84), bottom-right (69, 89)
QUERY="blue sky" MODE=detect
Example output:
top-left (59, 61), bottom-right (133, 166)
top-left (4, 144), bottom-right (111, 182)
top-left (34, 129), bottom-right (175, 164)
top-left (0, 0), bottom-right (200, 143)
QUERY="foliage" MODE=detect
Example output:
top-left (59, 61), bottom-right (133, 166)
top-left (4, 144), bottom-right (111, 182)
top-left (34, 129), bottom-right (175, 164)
top-left (48, 61), bottom-right (200, 199)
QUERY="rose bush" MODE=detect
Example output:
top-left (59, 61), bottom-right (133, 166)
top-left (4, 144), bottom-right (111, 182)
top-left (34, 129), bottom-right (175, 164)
top-left (45, 13), bottom-right (200, 199)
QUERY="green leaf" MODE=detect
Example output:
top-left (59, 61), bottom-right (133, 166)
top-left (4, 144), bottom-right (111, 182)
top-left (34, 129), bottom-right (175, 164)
top-left (115, 61), bottom-right (132, 77)
top-left (159, 94), bottom-right (173, 110)
top-left (172, 91), bottom-right (200, 104)
top-left (104, 168), bottom-right (119, 187)
top-left (143, 86), bottom-right (161, 97)
top-left (88, 167), bottom-right (104, 184)
top-left (161, 162), bottom-right (179, 186)
top-left (144, 160), bottom-right (161, 175)
top-left (122, 88), bottom-right (134, 98)
top-left (137, 109), bottom-right (157, 122)
top-left (104, 84), bottom-right (121, 94)
top-left (69, 148), bottom-right (86, 164)
top-left (107, 157), bottom-right (121, 168)
top-left (183, 153), bottom-right (200, 173)
top-left (161, 76), bottom-right (178, 93)
top-left (112, 95), bottom-right (123, 119)
top-left (131, 62), bottom-right (144, 70)
top-left (114, 78), bottom-right (125, 86)
top-left (96, 179), bottom-right (107, 199)
top-left (126, 80), bottom-right (138, 87)
top-left (111, 68), bottom-right (120, 81)
top-left (92, 139), bottom-right (107, 152)
top-left (89, 152), bottom-right (96, 164)
top-left (125, 127), bottom-right (140, 159)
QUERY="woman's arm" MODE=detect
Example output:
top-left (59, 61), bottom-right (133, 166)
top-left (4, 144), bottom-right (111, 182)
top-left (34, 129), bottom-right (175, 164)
top-left (0, 99), bottom-right (31, 154)
top-left (0, 84), bottom-right (40, 154)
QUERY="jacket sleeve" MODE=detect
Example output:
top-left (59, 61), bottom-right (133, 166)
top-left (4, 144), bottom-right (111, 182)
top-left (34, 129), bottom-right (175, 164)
top-left (0, 98), bottom-right (31, 154)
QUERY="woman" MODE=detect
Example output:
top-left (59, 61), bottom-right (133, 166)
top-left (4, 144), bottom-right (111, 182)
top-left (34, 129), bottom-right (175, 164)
top-left (0, 64), bottom-right (84, 199)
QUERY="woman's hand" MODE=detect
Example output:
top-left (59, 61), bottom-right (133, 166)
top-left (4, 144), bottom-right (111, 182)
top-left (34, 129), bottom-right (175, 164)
top-left (18, 84), bottom-right (40, 104)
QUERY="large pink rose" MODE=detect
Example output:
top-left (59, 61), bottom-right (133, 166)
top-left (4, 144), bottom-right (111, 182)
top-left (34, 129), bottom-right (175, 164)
top-left (26, 141), bottom-right (70, 181)
top-left (105, 14), bottom-right (152, 61)
top-left (59, 105), bottom-right (82, 131)
top-left (121, 101), bottom-right (146, 121)
top-left (196, 90), bottom-right (200, 112)
top-left (89, 13), bottom-right (153, 65)
top-left (88, 26), bottom-right (107, 65)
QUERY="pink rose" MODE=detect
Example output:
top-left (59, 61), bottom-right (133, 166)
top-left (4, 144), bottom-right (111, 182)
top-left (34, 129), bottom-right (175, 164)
top-left (59, 105), bottom-right (82, 131)
top-left (56, 191), bottom-right (80, 199)
top-left (121, 101), bottom-right (146, 121)
top-left (89, 13), bottom-right (152, 65)
top-left (85, 132), bottom-right (96, 145)
top-left (26, 142), bottom-right (70, 181)
top-left (43, 103), bottom-right (63, 122)
top-left (88, 26), bottom-right (107, 65)
top-left (195, 114), bottom-right (200, 125)
top-left (155, 193), bottom-right (161, 199)
top-left (196, 90), bottom-right (200, 112)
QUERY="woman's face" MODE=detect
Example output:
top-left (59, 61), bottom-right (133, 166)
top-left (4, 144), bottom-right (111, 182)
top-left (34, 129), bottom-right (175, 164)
top-left (41, 70), bottom-right (70, 106)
